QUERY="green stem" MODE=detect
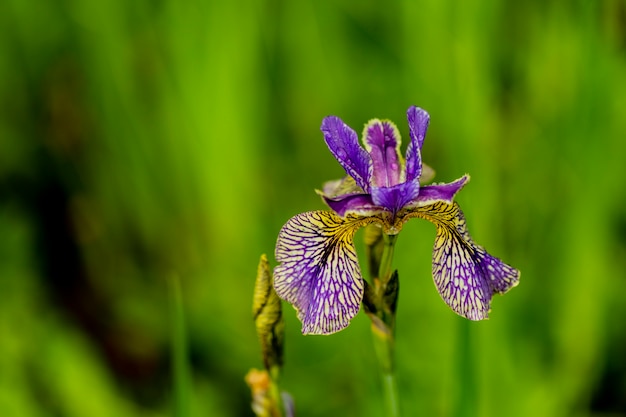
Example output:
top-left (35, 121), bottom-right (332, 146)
top-left (382, 372), bottom-right (400, 417)
top-left (379, 234), bottom-right (398, 285)
top-left (268, 365), bottom-right (284, 417)
top-left (370, 232), bottom-right (400, 417)
top-left (371, 325), bottom-right (400, 417)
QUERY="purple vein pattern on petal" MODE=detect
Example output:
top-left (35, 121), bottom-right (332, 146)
top-left (321, 116), bottom-right (372, 192)
top-left (474, 249), bottom-right (521, 294)
top-left (363, 119), bottom-right (402, 187)
top-left (273, 211), bottom-right (376, 334)
top-left (405, 106), bottom-right (430, 182)
top-left (404, 202), bottom-right (520, 320)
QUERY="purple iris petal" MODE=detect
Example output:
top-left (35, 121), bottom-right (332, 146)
top-left (410, 175), bottom-right (470, 206)
top-left (364, 120), bottom-right (402, 187)
top-left (432, 231), bottom-right (492, 320)
top-left (405, 106), bottom-right (429, 182)
top-left (475, 248), bottom-right (521, 294)
top-left (273, 211), bottom-right (374, 334)
top-left (371, 181), bottom-right (420, 215)
top-left (321, 116), bottom-right (372, 192)
top-left (405, 201), bottom-right (519, 320)
top-left (321, 193), bottom-right (379, 217)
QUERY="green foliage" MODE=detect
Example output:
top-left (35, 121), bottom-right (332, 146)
top-left (1, 0), bottom-right (626, 416)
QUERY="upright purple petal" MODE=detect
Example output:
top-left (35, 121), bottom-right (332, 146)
top-left (403, 201), bottom-right (520, 319)
top-left (405, 106), bottom-right (430, 182)
top-left (363, 119), bottom-right (402, 187)
top-left (321, 116), bottom-right (372, 192)
top-left (273, 211), bottom-right (377, 334)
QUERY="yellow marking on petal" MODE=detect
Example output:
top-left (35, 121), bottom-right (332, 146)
top-left (401, 201), bottom-right (519, 320)
top-left (274, 211), bottom-right (382, 334)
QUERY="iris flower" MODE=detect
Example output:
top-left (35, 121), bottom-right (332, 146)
top-left (274, 106), bottom-right (519, 335)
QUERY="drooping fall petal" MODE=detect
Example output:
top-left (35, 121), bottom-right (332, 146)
top-left (404, 201), bottom-right (520, 319)
top-left (273, 211), bottom-right (378, 334)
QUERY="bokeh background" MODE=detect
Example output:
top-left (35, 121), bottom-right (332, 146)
top-left (2, 1), bottom-right (626, 416)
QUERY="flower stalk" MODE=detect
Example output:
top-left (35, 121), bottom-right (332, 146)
top-left (379, 233), bottom-right (397, 286)
top-left (364, 228), bottom-right (400, 416)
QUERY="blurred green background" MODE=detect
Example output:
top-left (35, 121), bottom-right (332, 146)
top-left (2, 0), bottom-right (626, 416)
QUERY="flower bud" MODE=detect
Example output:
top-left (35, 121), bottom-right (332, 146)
top-left (253, 254), bottom-right (285, 372)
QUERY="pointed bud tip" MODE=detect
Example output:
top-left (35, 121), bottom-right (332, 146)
top-left (252, 254), bottom-right (272, 318)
